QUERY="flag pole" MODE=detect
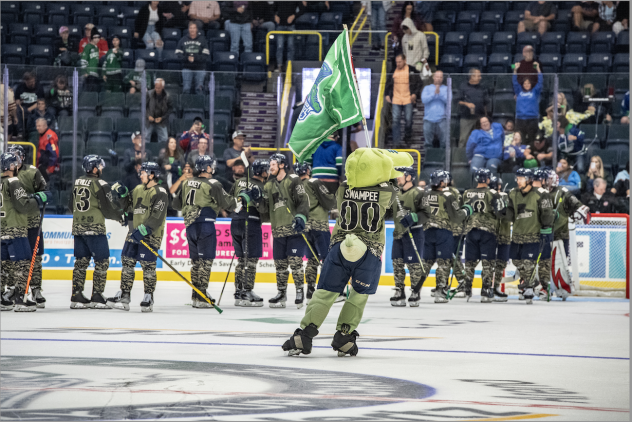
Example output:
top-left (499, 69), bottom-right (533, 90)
top-left (344, 25), bottom-right (371, 149)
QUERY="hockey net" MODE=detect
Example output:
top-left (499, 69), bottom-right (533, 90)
top-left (572, 214), bottom-right (630, 298)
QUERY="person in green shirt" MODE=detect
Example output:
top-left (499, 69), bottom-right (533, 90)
top-left (490, 176), bottom-right (510, 302)
top-left (80, 32), bottom-right (102, 92)
top-left (102, 35), bottom-right (124, 93)
top-left (123, 59), bottom-right (154, 94)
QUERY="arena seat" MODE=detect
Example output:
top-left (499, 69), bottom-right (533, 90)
top-left (22, 3), bottom-right (45, 25)
top-left (9, 23), bottom-right (32, 46)
top-left (566, 32), bottom-right (591, 54)
top-left (487, 53), bottom-right (512, 74)
top-left (71, 4), bottom-right (95, 27)
top-left (479, 11), bottom-right (503, 32)
top-left (241, 52), bottom-right (267, 82)
top-left (540, 32), bottom-right (565, 54)
top-left (463, 53), bottom-right (487, 71)
top-left (587, 53), bottom-right (613, 73)
top-left (2, 44), bottom-right (27, 65)
top-left (562, 53), bottom-right (587, 73)
top-left (34, 24), bottom-right (58, 46)
top-left (28, 45), bottom-right (53, 66)
top-left (503, 11), bottom-right (525, 32)
top-left (468, 32), bottom-right (492, 55)
top-left (162, 28), bottom-right (182, 50)
top-left (492, 32), bottom-right (515, 54)
top-left (591, 32), bottom-right (616, 54)
top-left (517, 32), bottom-right (540, 54)
top-left (96, 5), bottom-right (119, 27)
top-left (439, 54), bottom-right (463, 73)
top-left (613, 53), bottom-right (629, 73)
top-left (444, 31), bottom-right (468, 55)
top-left (455, 11), bottom-right (480, 33)
top-left (48, 3), bottom-right (70, 26)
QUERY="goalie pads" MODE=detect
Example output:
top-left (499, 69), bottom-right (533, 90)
top-left (550, 240), bottom-right (573, 299)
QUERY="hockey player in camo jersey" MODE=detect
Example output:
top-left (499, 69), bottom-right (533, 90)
top-left (501, 168), bottom-right (555, 304)
top-left (1, 152), bottom-right (48, 312)
top-left (68, 155), bottom-right (125, 309)
top-left (390, 166), bottom-right (431, 307)
top-left (172, 155), bottom-right (242, 308)
top-left (107, 162), bottom-right (169, 312)
top-left (294, 162), bottom-right (337, 304)
top-left (9, 145), bottom-right (48, 308)
top-left (262, 153), bottom-right (311, 309)
top-left (490, 176), bottom-right (510, 302)
top-left (462, 168), bottom-right (505, 303)
top-left (228, 159), bottom-right (269, 307)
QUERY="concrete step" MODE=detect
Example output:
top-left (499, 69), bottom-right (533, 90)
top-left (242, 100), bottom-right (277, 108)
top-left (239, 116), bottom-right (279, 124)
top-left (241, 92), bottom-right (277, 100)
top-left (241, 108), bottom-right (278, 116)
top-left (238, 124), bottom-right (277, 133)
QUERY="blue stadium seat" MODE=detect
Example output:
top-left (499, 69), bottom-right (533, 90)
top-left (2, 44), bottom-right (26, 64)
top-left (492, 32), bottom-right (515, 54)
top-left (468, 32), bottom-right (492, 54)
top-left (66, 25), bottom-right (83, 43)
top-left (492, 94), bottom-right (516, 118)
top-left (463, 53), bottom-right (487, 70)
top-left (562, 53), bottom-right (587, 73)
top-left (553, 9), bottom-right (573, 32)
top-left (479, 11), bottom-right (503, 32)
top-left (540, 32), bottom-right (565, 54)
top-left (213, 51), bottom-right (239, 73)
top-left (1, 2), bottom-right (19, 23)
top-left (22, 3), bottom-right (44, 25)
top-left (538, 53), bottom-right (562, 73)
top-left (96, 5), bottom-right (120, 27)
top-left (181, 94), bottom-right (205, 121)
top-left (94, 27), bottom-right (108, 40)
top-left (48, 4), bottom-right (70, 26)
top-left (120, 6), bottom-right (141, 27)
top-left (591, 31), bottom-right (615, 54)
top-left (28, 45), bottom-right (53, 66)
top-left (318, 12), bottom-right (342, 31)
top-left (291, 34), bottom-right (307, 60)
top-left (511, 2), bottom-right (530, 11)
top-left (516, 32), bottom-right (540, 54)
top-left (110, 26), bottom-right (133, 49)
top-left (587, 53), bottom-right (612, 73)
top-left (438, 2), bottom-right (463, 12)
top-left (487, 53), bottom-right (512, 73)
top-left (330, 1), bottom-right (352, 21)
top-left (241, 52), bottom-right (267, 82)
top-left (78, 93), bottom-right (99, 119)
top-left (566, 32), bottom-right (590, 54)
top-left (610, 74), bottom-right (629, 93)
top-left (455, 11), bottom-right (479, 32)
top-left (443, 31), bottom-right (468, 55)
top-left (439, 54), bottom-right (463, 73)
top-left (295, 12), bottom-right (319, 30)
top-left (161, 50), bottom-right (181, 71)
top-left (305, 35), bottom-right (322, 60)
top-left (9, 23), bottom-right (32, 45)
top-left (615, 30), bottom-right (629, 53)
top-left (34, 24), bottom-right (58, 45)
top-left (134, 49), bottom-right (160, 70)
top-left (71, 4), bottom-right (95, 27)
top-left (99, 92), bottom-right (125, 120)
top-left (613, 53), bottom-right (629, 73)
top-left (161, 28), bottom-right (181, 50)
top-left (433, 10), bottom-right (455, 32)
top-left (208, 30), bottom-right (230, 52)
top-left (121, 50), bottom-right (134, 69)
top-left (465, 2), bottom-right (486, 11)
top-left (503, 11), bottom-right (525, 32)
top-left (488, 2), bottom-right (508, 12)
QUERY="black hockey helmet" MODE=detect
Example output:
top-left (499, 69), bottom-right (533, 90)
top-left (515, 167), bottom-right (534, 183)
top-left (8, 144), bottom-right (25, 162)
top-left (195, 155), bottom-right (216, 174)
top-left (1, 152), bottom-right (21, 172)
top-left (532, 168), bottom-right (548, 182)
top-left (251, 159), bottom-right (269, 176)
top-left (395, 166), bottom-right (416, 180)
top-left (139, 161), bottom-right (161, 179)
top-left (293, 161), bottom-right (311, 176)
top-left (269, 153), bottom-right (288, 168)
top-left (82, 154), bottom-right (106, 174)
top-left (474, 168), bottom-right (492, 184)
top-left (489, 175), bottom-right (501, 190)
top-left (429, 170), bottom-right (449, 187)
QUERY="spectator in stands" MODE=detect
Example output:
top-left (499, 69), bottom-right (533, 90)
top-left (556, 116), bottom-right (587, 173)
top-left (557, 157), bottom-right (581, 195)
top-left (80, 32), bottom-right (102, 92)
top-left (457, 68), bottom-right (489, 147)
top-left (15, 72), bottom-right (45, 138)
top-left (187, 136), bottom-right (211, 167)
top-left (306, 132), bottom-right (343, 194)
top-left (571, 1), bottom-right (600, 32)
top-left (227, 2), bottom-right (253, 54)
top-left (500, 131), bottom-right (534, 173)
top-left (46, 75), bottom-right (72, 118)
top-left (581, 177), bottom-right (625, 213)
top-left (230, 159), bottom-right (247, 187)
top-left (78, 24), bottom-right (108, 59)
top-left (518, 1), bottom-right (557, 36)
top-left (392, 2), bottom-right (426, 55)
top-left (134, 1), bottom-right (166, 59)
top-left (161, 1), bottom-right (191, 29)
top-left (401, 19), bottom-right (429, 73)
top-left (421, 70), bottom-right (447, 148)
top-left (503, 119), bottom-right (515, 146)
top-left (531, 131), bottom-right (553, 167)
top-left (385, 54), bottom-right (421, 147)
top-left (53, 26), bottom-right (79, 67)
top-left (466, 116), bottom-right (503, 175)
top-left (146, 79), bottom-right (173, 144)
top-left (36, 118), bottom-right (60, 181)
top-left (189, 1), bottom-right (221, 31)
top-left (583, 155), bottom-right (613, 194)
top-left (0, 85), bottom-right (17, 141)
top-left (275, 2), bottom-right (301, 72)
top-left (28, 98), bottom-right (57, 136)
top-left (516, 45), bottom-right (539, 88)
top-left (541, 94), bottom-right (595, 138)
top-left (593, 1), bottom-right (618, 32)
top-left (612, 0), bottom-right (629, 34)
top-left (176, 21), bottom-right (210, 95)
top-left (612, 161), bottom-right (629, 197)
top-left (418, 179), bottom-right (427, 189)
top-left (169, 162), bottom-right (194, 195)
top-left (124, 59), bottom-right (154, 94)
top-left (179, 116), bottom-right (211, 156)
top-left (621, 92), bottom-right (629, 125)
top-left (223, 130), bottom-right (253, 177)
top-left (416, 1), bottom-right (437, 32)
top-left (102, 35), bottom-right (124, 93)
top-left (251, 1), bottom-right (277, 34)
top-left (159, 136), bottom-right (185, 191)
top-left (366, 1), bottom-right (392, 51)
top-left (513, 61), bottom-right (543, 147)
top-left (123, 131), bottom-right (148, 177)
top-left (573, 84), bottom-right (613, 125)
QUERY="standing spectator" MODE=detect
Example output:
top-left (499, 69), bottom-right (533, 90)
top-left (28, 98), bottom-right (57, 136)
top-left (583, 155), bottom-right (613, 193)
top-left (305, 132), bottom-right (343, 194)
top-left (581, 178), bottom-right (625, 213)
top-left (80, 32), bottom-right (102, 92)
top-left (187, 136), bottom-right (211, 167)
top-left (223, 130), bottom-right (253, 177)
top-left (518, 1), bottom-right (557, 36)
top-left (53, 26), bottom-right (79, 66)
top-left (593, 1), bottom-right (617, 32)
top-left (161, 1), bottom-right (191, 29)
top-left (531, 132), bottom-right (553, 167)
top-left (36, 118), bottom-right (60, 180)
top-left (124, 59), bottom-right (154, 94)
top-left (367, 1), bottom-right (392, 51)
top-left (134, 1), bottom-right (166, 59)
top-left (46, 75), bottom-right (73, 117)
top-left (251, 1), bottom-right (277, 34)
top-left (188, 1), bottom-right (221, 31)
top-left (0, 84), bottom-right (17, 141)
top-left (500, 131), bottom-right (534, 173)
top-left (621, 91), bottom-right (629, 125)
top-left (513, 61), bottom-right (543, 147)
top-left (391, 2), bottom-right (425, 54)
top-left (15, 72), bottom-right (45, 138)
top-left (227, 2), bottom-right (253, 54)
top-left (556, 115), bottom-right (587, 173)
top-left (557, 157), bottom-right (581, 195)
top-left (176, 21), bottom-right (210, 95)
top-left (146, 79), bottom-right (173, 144)
top-left (457, 68), bottom-right (490, 147)
top-left (516, 45), bottom-right (539, 88)
top-left (503, 119), bottom-right (515, 146)
top-left (400, 19), bottom-right (429, 72)
top-left (102, 35), bottom-right (124, 93)
top-left (158, 136), bottom-right (185, 190)
top-left (466, 116), bottom-right (503, 175)
top-left (275, 1), bottom-right (300, 71)
top-left (421, 70), bottom-right (447, 147)
top-left (415, 1), bottom-right (437, 32)
top-left (179, 116), bottom-right (211, 156)
top-left (571, 1), bottom-right (600, 32)
top-left (78, 23), bottom-right (109, 59)
top-left (384, 54), bottom-right (421, 147)
top-left (123, 131), bottom-right (148, 177)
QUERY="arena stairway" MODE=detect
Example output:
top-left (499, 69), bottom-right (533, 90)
top-left (237, 92), bottom-right (278, 158)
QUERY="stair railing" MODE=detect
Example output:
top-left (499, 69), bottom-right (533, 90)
top-left (349, 7), bottom-right (368, 46)
top-left (373, 59), bottom-right (388, 147)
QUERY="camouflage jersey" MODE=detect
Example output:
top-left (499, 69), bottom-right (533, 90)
top-left (69, 174), bottom-right (123, 236)
top-left (330, 181), bottom-right (397, 258)
top-left (504, 186), bottom-right (555, 244)
top-left (1, 175), bottom-right (39, 240)
top-left (301, 177), bottom-right (336, 232)
top-left (393, 185), bottom-right (431, 240)
top-left (462, 186), bottom-right (503, 235)
top-left (422, 188), bottom-right (467, 233)
top-left (550, 186), bottom-right (583, 241)
top-left (228, 176), bottom-right (268, 222)
top-left (496, 191), bottom-right (512, 245)
top-left (172, 177), bottom-right (239, 227)
top-left (262, 173), bottom-right (310, 238)
top-left (17, 164), bottom-right (47, 229)
top-left (446, 185), bottom-right (464, 236)
top-left (118, 183), bottom-right (169, 249)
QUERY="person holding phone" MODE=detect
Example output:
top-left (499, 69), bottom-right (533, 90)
top-left (178, 116), bottom-right (211, 158)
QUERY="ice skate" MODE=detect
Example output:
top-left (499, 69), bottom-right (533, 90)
top-left (523, 288), bottom-right (534, 305)
top-left (335, 290), bottom-right (346, 303)
top-left (70, 290), bottom-right (91, 309)
top-left (408, 290), bottom-right (420, 307)
top-left (465, 285), bottom-right (472, 302)
top-left (14, 293), bottom-right (37, 312)
top-left (89, 292), bottom-right (111, 309)
top-left (234, 289), bottom-right (245, 306)
top-left (240, 290), bottom-right (264, 307)
top-left (518, 279), bottom-right (526, 300)
top-left (193, 290), bottom-right (214, 309)
top-left (282, 323), bottom-right (319, 356)
top-left (390, 287), bottom-right (406, 307)
top-left (1, 287), bottom-right (15, 311)
top-left (430, 287), bottom-right (436, 297)
top-left (269, 290), bottom-right (287, 308)
top-left (295, 287), bottom-right (304, 309)
top-left (536, 284), bottom-right (550, 302)
top-left (106, 290), bottom-right (131, 311)
top-left (453, 284), bottom-right (466, 298)
top-left (306, 284), bottom-right (315, 304)
top-left (332, 324), bottom-right (359, 357)
top-left (140, 293), bottom-right (154, 312)
top-left (493, 285), bottom-right (508, 302)
top-left (434, 289), bottom-right (448, 303)
top-left (31, 287), bottom-right (46, 308)
top-left (480, 287), bottom-right (493, 303)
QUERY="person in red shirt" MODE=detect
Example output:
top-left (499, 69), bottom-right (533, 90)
top-left (78, 23), bottom-right (109, 59)
top-left (36, 118), bottom-right (60, 179)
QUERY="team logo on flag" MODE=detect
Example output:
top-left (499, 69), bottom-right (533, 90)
top-left (298, 62), bottom-right (333, 122)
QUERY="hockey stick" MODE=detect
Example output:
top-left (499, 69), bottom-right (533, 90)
top-left (394, 196), bottom-right (426, 292)
top-left (242, 151), bottom-right (250, 298)
top-left (139, 239), bottom-right (223, 314)
top-left (23, 205), bottom-right (45, 303)
top-left (217, 253), bottom-right (236, 306)
top-left (446, 228), bottom-right (468, 300)
top-left (284, 206), bottom-right (319, 259)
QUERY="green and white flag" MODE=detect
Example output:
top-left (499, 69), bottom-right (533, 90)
top-left (288, 29), bottom-right (364, 162)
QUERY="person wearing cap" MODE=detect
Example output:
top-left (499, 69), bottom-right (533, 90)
top-left (123, 59), bottom-right (154, 94)
top-left (176, 21), bottom-right (210, 95)
top-left (123, 131), bottom-right (148, 180)
top-left (178, 116), bottom-right (211, 157)
top-left (78, 23), bottom-right (109, 59)
top-left (146, 79), bottom-right (173, 144)
top-left (224, 130), bottom-right (253, 177)
top-left (53, 26), bottom-right (77, 60)
top-left (102, 35), bottom-right (124, 93)
top-left (79, 31), bottom-right (103, 92)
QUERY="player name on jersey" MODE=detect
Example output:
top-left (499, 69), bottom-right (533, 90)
top-left (343, 189), bottom-right (379, 202)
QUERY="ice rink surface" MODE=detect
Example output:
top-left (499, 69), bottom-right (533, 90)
top-left (1, 280), bottom-right (629, 421)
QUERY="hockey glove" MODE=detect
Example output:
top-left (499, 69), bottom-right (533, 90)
top-left (237, 186), bottom-right (262, 205)
top-left (112, 182), bottom-right (129, 198)
top-left (572, 205), bottom-right (591, 224)
top-left (400, 212), bottom-right (418, 229)
top-left (32, 191), bottom-right (52, 208)
top-left (292, 214), bottom-right (307, 233)
top-left (460, 204), bottom-right (474, 217)
top-left (131, 224), bottom-right (152, 242)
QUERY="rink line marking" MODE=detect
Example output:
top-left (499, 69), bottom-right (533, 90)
top-left (463, 415), bottom-right (556, 421)
top-left (0, 387), bottom-right (625, 414)
top-left (2, 338), bottom-right (628, 361)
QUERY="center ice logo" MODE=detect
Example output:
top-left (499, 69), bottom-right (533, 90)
top-left (298, 62), bottom-right (333, 122)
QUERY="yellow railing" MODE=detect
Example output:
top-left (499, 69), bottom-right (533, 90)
top-left (373, 60), bottom-right (387, 147)
top-left (393, 149), bottom-right (422, 177)
top-left (266, 31), bottom-right (322, 65)
top-left (251, 147), bottom-right (296, 164)
top-left (384, 31), bottom-right (440, 65)
top-left (349, 7), bottom-right (368, 46)
top-left (279, 60), bottom-right (292, 136)
top-left (8, 141), bottom-right (36, 165)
